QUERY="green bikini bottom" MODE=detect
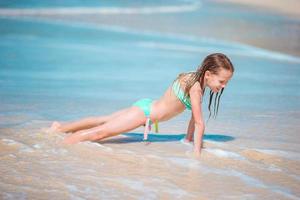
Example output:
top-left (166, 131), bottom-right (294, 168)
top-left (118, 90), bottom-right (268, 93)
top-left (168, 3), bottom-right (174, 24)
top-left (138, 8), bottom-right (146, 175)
top-left (132, 98), bottom-right (158, 140)
top-left (132, 98), bottom-right (153, 117)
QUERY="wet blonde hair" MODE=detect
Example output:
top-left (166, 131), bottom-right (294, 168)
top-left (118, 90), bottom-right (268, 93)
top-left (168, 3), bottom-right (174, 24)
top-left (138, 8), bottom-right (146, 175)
top-left (175, 53), bottom-right (234, 118)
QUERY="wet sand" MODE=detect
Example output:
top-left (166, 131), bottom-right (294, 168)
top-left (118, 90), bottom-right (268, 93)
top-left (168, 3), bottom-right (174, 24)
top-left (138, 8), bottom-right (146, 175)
top-left (1, 120), bottom-right (299, 199)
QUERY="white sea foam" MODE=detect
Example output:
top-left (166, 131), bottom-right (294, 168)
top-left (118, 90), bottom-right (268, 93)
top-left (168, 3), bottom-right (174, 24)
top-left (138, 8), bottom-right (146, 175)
top-left (33, 144), bottom-right (42, 149)
top-left (205, 140), bottom-right (226, 146)
top-left (180, 138), bottom-right (193, 147)
top-left (138, 41), bottom-right (300, 63)
top-left (289, 174), bottom-right (300, 181)
top-left (112, 177), bottom-right (158, 199)
top-left (205, 148), bottom-right (245, 160)
top-left (0, 2), bottom-right (201, 16)
top-left (265, 164), bottom-right (282, 172)
top-left (8, 154), bottom-right (16, 158)
top-left (66, 185), bottom-right (88, 200)
top-left (273, 190), bottom-right (300, 200)
top-left (205, 167), bottom-right (298, 199)
top-left (228, 170), bottom-right (266, 188)
top-left (119, 149), bottom-right (135, 155)
top-left (20, 146), bottom-right (34, 153)
top-left (85, 141), bottom-right (113, 152)
top-left (66, 184), bottom-right (79, 192)
top-left (118, 177), bottom-right (190, 199)
top-left (1, 138), bottom-right (19, 145)
top-left (46, 148), bottom-right (68, 155)
top-left (1, 138), bottom-right (34, 152)
top-left (2, 192), bottom-right (27, 200)
top-left (253, 148), bottom-right (300, 161)
top-left (118, 178), bottom-right (146, 191)
top-left (167, 156), bottom-right (200, 169)
top-left (146, 154), bottom-right (164, 160)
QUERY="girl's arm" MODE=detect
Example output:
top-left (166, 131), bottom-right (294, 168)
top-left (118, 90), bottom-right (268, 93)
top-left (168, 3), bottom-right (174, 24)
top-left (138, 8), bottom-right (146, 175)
top-left (189, 82), bottom-right (205, 156)
top-left (186, 115), bottom-right (195, 142)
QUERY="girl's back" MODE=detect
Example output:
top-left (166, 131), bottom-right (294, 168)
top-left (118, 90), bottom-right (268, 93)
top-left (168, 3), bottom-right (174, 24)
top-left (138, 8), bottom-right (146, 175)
top-left (151, 73), bottom-right (194, 122)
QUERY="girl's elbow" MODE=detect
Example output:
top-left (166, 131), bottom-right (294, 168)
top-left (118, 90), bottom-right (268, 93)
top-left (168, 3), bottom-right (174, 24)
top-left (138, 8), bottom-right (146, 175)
top-left (190, 117), bottom-right (195, 123)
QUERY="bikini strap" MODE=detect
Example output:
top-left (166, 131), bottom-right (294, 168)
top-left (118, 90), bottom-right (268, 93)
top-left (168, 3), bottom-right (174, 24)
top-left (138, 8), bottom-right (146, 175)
top-left (143, 118), bottom-right (151, 141)
top-left (143, 118), bottom-right (159, 142)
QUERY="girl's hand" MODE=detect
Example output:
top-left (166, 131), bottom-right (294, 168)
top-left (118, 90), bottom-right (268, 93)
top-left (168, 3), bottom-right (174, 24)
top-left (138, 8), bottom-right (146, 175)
top-left (184, 138), bottom-right (193, 143)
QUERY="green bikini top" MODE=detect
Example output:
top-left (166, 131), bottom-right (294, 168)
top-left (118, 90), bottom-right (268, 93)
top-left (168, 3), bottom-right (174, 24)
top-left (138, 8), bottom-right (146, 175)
top-left (172, 80), bottom-right (192, 110)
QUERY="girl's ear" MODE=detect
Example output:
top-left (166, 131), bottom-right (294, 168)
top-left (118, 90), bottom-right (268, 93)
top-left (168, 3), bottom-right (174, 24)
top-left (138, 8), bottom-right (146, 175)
top-left (204, 70), bottom-right (211, 78)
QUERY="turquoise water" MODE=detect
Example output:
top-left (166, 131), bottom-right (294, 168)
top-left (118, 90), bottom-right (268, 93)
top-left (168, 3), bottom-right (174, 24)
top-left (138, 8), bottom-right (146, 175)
top-left (1, 1), bottom-right (300, 199)
top-left (0, 0), bottom-right (150, 8)
top-left (1, 17), bottom-right (299, 120)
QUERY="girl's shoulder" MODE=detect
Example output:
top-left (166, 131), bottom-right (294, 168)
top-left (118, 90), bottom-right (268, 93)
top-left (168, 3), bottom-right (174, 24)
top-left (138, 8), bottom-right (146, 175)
top-left (189, 80), bottom-right (202, 94)
top-left (177, 72), bottom-right (195, 84)
top-left (177, 72), bottom-right (203, 95)
top-left (179, 72), bottom-right (199, 86)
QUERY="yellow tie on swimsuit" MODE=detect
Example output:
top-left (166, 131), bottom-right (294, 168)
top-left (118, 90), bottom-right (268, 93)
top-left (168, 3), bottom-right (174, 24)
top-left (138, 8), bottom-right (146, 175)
top-left (154, 120), bottom-right (159, 133)
top-left (143, 119), bottom-right (159, 141)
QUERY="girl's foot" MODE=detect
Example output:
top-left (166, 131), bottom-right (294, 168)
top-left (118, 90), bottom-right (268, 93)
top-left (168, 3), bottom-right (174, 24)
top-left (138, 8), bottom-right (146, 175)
top-left (50, 121), bottom-right (61, 132)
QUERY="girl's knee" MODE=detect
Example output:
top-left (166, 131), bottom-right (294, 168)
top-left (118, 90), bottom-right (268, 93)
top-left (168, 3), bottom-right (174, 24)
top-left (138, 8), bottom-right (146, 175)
top-left (86, 116), bottom-right (108, 125)
top-left (89, 126), bottom-right (113, 141)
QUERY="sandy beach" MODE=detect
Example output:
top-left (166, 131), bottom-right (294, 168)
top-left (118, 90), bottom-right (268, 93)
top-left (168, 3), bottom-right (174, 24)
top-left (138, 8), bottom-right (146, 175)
top-left (213, 0), bottom-right (300, 18)
top-left (207, 0), bottom-right (300, 56)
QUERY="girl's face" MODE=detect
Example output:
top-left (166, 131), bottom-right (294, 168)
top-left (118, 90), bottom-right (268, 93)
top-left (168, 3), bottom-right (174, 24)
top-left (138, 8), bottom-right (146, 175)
top-left (205, 68), bottom-right (233, 93)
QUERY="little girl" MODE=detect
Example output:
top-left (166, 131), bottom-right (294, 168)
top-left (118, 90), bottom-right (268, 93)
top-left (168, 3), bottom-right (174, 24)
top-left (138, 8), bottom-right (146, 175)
top-left (51, 53), bottom-right (234, 156)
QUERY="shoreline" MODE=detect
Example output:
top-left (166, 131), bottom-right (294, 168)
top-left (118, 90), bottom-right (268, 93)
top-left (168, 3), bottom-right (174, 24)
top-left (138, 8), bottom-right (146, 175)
top-left (211, 0), bottom-right (300, 18)
top-left (207, 0), bottom-right (300, 57)
top-left (0, 1), bottom-right (299, 57)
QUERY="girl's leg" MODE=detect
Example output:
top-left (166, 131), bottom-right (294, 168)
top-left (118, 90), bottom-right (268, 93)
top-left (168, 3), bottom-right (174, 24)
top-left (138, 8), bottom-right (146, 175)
top-left (63, 107), bottom-right (146, 144)
top-left (51, 108), bottom-right (130, 133)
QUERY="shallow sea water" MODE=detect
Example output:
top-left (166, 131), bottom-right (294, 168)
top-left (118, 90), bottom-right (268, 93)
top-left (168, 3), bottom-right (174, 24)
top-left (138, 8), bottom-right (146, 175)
top-left (0, 0), bottom-right (300, 199)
